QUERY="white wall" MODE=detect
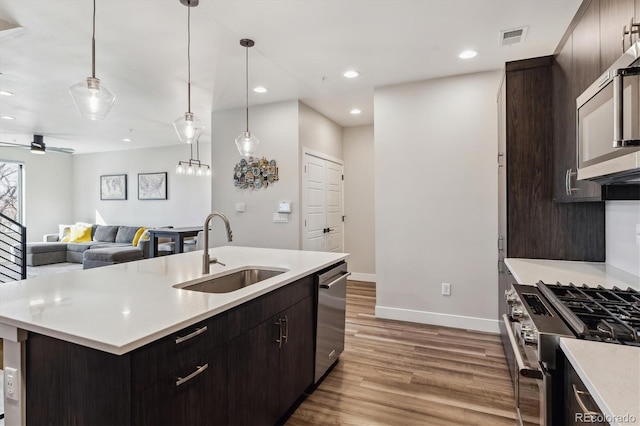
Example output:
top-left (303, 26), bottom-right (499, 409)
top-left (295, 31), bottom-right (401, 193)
top-left (343, 125), bottom-right (375, 280)
top-left (299, 102), bottom-right (343, 161)
top-left (211, 100), bottom-right (300, 249)
top-left (606, 200), bottom-right (640, 277)
top-left (72, 144), bottom-right (211, 227)
top-left (374, 70), bottom-right (501, 333)
top-left (0, 148), bottom-right (73, 241)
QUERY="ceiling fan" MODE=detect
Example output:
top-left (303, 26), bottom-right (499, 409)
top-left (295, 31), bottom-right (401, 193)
top-left (0, 134), bottom-right (75, 154)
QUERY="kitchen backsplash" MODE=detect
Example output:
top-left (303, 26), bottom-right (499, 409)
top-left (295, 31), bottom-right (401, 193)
top-left (605, 200), bottom-right (640, 277)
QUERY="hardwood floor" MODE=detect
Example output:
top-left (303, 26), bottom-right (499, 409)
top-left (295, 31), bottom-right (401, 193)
top-left (287, 281), bottom-right (517, 425)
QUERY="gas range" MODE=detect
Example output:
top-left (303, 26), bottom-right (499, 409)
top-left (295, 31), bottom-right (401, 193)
top-left (501, 281), bottom-right (640, 425)
top-left (507, 281), bottom-right (640, 347)
top-left (536, 282), bottom-right (640, 345)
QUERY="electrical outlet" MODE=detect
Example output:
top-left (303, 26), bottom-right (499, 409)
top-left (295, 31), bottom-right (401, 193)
top-left (5, 366), bottom-right (19, 401)
top-left (636, 224), bottom-right (640, 246)
top-left (442, 282), bottom-right (451, 296)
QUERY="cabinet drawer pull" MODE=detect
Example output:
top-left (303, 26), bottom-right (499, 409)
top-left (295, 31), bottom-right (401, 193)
top-left (175, 326), bottom-right (208, 345)
top-left (281, 315), bottom-right (289, 344)
top-left (572, 384), bottom-right (601, 416)
top-left (176, 364), bottom-right (208, 387)
top-left (275, 318), bottom-right (283, 348)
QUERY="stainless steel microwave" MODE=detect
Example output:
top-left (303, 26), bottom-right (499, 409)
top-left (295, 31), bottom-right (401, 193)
top-left (577, 41), bottom-right (640, 184)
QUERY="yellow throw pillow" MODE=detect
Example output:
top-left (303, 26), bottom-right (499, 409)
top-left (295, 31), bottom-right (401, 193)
top-left (68, 225), bottom-right (92, 243)
top-left (60, 227), bottom-right (72, 242)
top-left (132, 227), bottom-right (147, 246)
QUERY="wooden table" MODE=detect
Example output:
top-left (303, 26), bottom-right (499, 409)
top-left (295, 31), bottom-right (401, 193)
top-left (148, 226), bottom-right (202, 258)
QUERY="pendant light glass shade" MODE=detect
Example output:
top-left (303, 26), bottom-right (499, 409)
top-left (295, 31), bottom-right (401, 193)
top-left (69, 0), bottom-right (115, 120)
top-left (173, 111), bottom-right (203, 144)
top-left (70, 77), bottom-right (115, 120)
top-left (235, 39), bottom-right (259, 157)
top-left (235, 131), bottom-right (259, 157)
top-left (174, 0), bottom-right (204, 144)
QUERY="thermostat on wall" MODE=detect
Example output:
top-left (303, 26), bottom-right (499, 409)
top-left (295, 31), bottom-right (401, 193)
top-left (278, 201), bottom-right (292, 214)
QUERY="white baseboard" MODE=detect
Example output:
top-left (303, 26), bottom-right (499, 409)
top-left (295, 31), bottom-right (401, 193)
top-left (348, 272), bottom-right (376, 282)
top-left (375, 305), bottom-right (500, 334)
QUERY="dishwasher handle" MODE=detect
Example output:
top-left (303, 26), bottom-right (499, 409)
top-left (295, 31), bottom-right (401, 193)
top-left (320, 272), bottom-right (351, 289)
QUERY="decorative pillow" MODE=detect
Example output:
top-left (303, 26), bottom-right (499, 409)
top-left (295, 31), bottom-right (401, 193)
top-left (132, 227), bottom-right (147, 246)
top-left (115, 226), bottom-right (140, 244)
top-left (93, 225), bottom-right (119, 242)
top-left (58, 224), bottom-right (73, 241)
top-left (68, 225), bottom-right (92, 243)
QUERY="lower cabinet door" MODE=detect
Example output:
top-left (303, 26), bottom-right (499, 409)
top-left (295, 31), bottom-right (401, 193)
top-left (133, 348), bottom-right (227, 426)
top-left (279, 296), bottom-right (314, 414)
top-left (227, 315), bottom-right (280, 425)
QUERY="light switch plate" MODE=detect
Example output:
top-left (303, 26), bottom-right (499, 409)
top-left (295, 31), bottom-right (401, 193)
top-left (636, 224), bottom-right (640, 246)
top-left (235, 203), bottom-right (246, 212)
top-left (273, 213), bottom-right (289, 223)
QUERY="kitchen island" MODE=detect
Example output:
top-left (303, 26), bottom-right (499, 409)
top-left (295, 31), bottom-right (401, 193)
top-left (504, 258), bottom-right (640, 425)
top-left (0, 246), bottom-right (348, 425)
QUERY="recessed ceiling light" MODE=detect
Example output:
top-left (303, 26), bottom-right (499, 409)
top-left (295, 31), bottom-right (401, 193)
top-left (343, 70), bottom-right (360, 79)
top-left (253, 86), bottom-right (267, 93)
top-left (1, 115), bottom-right (16, 120)
top-left (350, 108), bottom-right (362, 115)
top-left (0, 90), bottom-right (15, 97)
top-left (122, 138), bottom-right (132, 142)
top-left (458, 50), bottom-right (478, 59)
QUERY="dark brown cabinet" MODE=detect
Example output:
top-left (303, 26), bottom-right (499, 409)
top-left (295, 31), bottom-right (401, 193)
top-left (552, 0), bottom-right (640, 202)
top-left (555, 0), bottom-right (604, 201)
top-left (502, 57), bottom-right (605, 261)
top-left (553, 32), bottom-right (603, 202)
top-left (25, 273), bottom-right (320, 426)
top-left (277, 297), bottom-right (314, 415)
top-left (228, 296), bottom-right (314, 425)
top-left (562, 353), bottom-right (608, 426)
top-left (133, 348), bottom-right (227, 426)
top-left (600, 0), bottom-right (635, 72)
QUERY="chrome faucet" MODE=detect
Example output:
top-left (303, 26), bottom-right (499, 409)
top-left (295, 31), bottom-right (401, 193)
top-left (202, 211), bottom-right (233, 274)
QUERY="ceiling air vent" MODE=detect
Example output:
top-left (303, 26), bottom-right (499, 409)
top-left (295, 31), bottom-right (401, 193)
top-left (500, 26), bottom-right (528, 46)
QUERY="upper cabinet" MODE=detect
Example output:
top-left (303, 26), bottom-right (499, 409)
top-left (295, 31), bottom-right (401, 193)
top-left (599, 0), bottom-right (635, 73)
top-left (552, 0), bottom-right (640, 202)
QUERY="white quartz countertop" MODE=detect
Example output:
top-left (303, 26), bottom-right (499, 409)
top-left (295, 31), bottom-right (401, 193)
top-left (0, 246), bottom-right (348, 355)
top-left (560, 338), bottom-right (640, 426)
top-left (504, 258), bottom-right (640, 290)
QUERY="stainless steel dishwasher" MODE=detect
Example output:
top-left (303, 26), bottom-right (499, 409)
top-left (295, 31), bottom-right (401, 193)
top-left (315, 262), bottom-right (350, 384)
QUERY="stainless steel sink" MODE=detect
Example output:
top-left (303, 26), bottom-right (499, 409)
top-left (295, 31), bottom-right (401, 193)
top-left (178, 268), bottom-right (285, 294)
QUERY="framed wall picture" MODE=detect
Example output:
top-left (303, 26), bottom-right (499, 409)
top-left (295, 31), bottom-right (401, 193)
top-left (138, 172), bottom-right (168, 200)
top-left (100, 174), bottom-right (127, 200)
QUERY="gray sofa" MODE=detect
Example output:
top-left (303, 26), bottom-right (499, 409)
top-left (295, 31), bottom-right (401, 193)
top-left (21, 224), bottom-right (150, 268)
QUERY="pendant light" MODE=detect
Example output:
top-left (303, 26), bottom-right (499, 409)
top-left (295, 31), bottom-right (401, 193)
top-left (176, 137), bottom-right (211, 176)
top-left (69, 0), bottom-right (115, 120)
top-left (235, 39), bottom-right (259, 157)
top-left (173, 0), bottom-right (204, 144)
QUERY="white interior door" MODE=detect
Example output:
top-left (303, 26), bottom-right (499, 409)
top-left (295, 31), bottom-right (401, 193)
top-left (325, 161), bottom-right (343, 252)
top-left (303, 155), bottom-right (327, 251)
top-left (302, 152), bottom-right (343, 252)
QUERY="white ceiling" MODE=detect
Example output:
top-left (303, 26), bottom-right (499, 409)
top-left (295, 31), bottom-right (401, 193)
top-left (0, 0), bottom-right (581, 154)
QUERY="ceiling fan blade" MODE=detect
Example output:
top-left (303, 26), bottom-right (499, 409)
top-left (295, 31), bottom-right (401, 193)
top-left (0, 140), bottom-right (74, 154)
top-left (48, 147), bottom-right (75, 154)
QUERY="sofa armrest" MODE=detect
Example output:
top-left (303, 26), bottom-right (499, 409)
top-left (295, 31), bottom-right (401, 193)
top-left (137, 239), bottom-right (149, 258)
top-left (44, 233), bottom-right (60, 242)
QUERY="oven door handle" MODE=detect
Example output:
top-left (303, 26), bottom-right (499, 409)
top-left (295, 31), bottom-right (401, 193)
top-left (502, 314), bottom-right (543, 380)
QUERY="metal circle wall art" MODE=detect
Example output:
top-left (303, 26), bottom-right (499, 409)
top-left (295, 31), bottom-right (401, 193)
top-left (233, 157), bottom-right (279, 189)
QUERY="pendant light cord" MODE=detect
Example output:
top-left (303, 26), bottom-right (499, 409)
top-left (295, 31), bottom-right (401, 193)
top-left (187, 3), bottom-right (192, 113)
top-left (91, 0), bottom-right (96, 78)
top-left (245, 45), bottom-right (249, 132)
